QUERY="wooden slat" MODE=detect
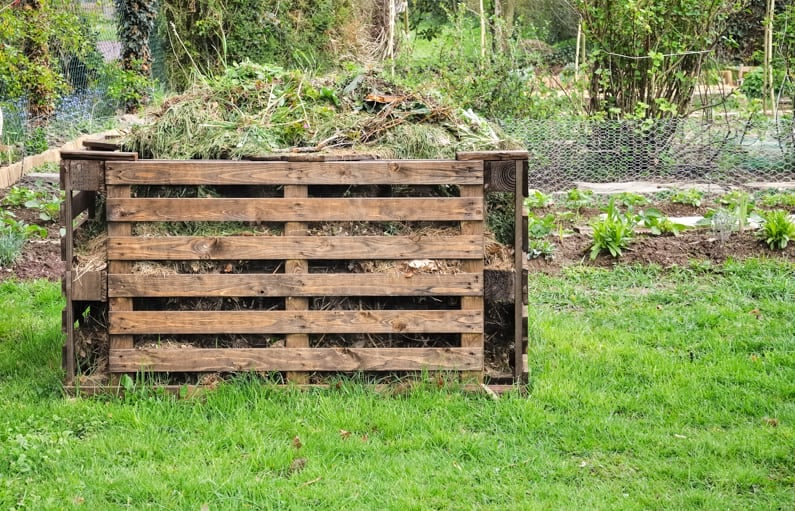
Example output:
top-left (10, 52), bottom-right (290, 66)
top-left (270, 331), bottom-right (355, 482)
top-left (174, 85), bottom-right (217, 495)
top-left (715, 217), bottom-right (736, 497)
top-left (108, 273), bottom-right (483, 297)
top-left (456, 150), bottom-right (529, 161)
top-left (106, 197), bottom-right (483, 222)
top-left (82, 139), bottom-right (121, 151)
top-left (109, 310), bottom-right (483, 335)
top-left (61, 150), bottom-right (138, 161)
top-left (64, 190), bottom-right (95, 221)
top-left (105, 160), bottom-right (483, 185)
top-left (109, 347), bottom-right (483, 373)
top-left (107, 235), bottom-right (483, 260)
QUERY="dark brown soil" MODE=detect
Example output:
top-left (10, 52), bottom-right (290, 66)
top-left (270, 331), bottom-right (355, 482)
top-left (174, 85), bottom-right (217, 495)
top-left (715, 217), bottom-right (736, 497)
top-left (1, 175), bottom-right (65, 282)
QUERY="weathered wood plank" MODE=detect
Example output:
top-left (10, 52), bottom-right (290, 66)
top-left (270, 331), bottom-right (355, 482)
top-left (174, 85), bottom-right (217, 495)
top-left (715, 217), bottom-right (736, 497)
top-left (62, 159), bottom-right (104, 191)
top-left (108, 273), bottom-right (483, 297)
top-left (105, 160), bottom-right (483, 185)
top-left (109, 310), bottom-right (483, 335)
top-left (456, 150), bottom-right (529, 161)
top-left (109, 347), bottom-right (483, 373)
top-left (106, 197), bottom-right (483, 222)
top-left (70, 270), bottom-right (106, 301)
top-left (61, 150), bottom-right (138, 161)
top-left (82, 139), bottom-right (121, 151)
top-left (63, 190), bottom-right (95, 221)
top-left (107, 235), bottom-right (483, 260)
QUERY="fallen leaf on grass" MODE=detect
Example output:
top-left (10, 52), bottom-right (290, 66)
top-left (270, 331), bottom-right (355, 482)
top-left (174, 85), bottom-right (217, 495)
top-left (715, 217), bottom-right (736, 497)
top-left (339, 429), bottom-right (351, 439)
top-left (763, 417), bottom-right (779, 427)
top-left (289, 458), bottom-right (307, 474)
top-left (292, 435), bottom-right (303, 450)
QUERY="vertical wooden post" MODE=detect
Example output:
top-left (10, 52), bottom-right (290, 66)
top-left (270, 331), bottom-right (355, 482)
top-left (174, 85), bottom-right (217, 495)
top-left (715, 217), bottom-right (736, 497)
top-left (60, 160), bottom-right (76, 383)
top-left (514, 158), bottom-right (528, 384)
top-left (107, 182), bottom-right (134, 383)
top-left (285, 185), bottom-right (309, 384)
top-left (460, 183), bottom-right (485, 383)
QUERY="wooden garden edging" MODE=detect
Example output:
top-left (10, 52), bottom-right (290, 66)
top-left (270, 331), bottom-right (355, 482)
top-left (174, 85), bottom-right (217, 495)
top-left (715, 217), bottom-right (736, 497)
top-left (61, 147), bottom-right (528, 390)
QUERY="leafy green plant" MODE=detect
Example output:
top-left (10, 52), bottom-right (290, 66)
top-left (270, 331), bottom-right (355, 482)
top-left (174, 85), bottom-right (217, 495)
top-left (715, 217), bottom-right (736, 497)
top-left (525, 190), bottom-right (554, 209)
top-left (670, 188), bottom-right (704, 207)
top-left (2, 186), bottom-right (40, 208)
top-left (613, 191), bottom-right (649, 208)
top-left (25, 195), bottom-right (63, 223)
top-left (636, 208), bottom-right (688, 236)
top-left (528, 213), bottom-right (556, 239)
top-left (1, 210), bottom-right (48, 240)
top-left (589, 198), bottom-right (635, 259)
top-left (757, 210), bottom-right (795, 250)
top-left (528, 239), bottom-right (556, 260)
top-left (23, 127), bottom-right (49, 155)
top-left (760, 191), bottom-right (795, 208)
top-left (564, 188), bottom-right (596, 211)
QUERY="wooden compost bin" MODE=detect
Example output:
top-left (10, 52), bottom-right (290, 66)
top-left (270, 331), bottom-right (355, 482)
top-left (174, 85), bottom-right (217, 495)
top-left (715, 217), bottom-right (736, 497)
top-left (60, 148), bottom-right (528, 391)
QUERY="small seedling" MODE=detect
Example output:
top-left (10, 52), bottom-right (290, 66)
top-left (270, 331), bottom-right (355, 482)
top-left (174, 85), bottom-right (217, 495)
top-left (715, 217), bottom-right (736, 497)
top-left (760, 191), bottom-right (795, 208)
top-left (589, 198), bottom-right (635, 259)
top-left (527, 213), bottom-right (555, 239)
top-left (525, 190), bottom-right (554, 209)
top-left (636, 209), bottom-right (687, 236)
top-left (613, 191), bottom-right (649, 208)
top-left (757, 210), bottom-right (795, 250)
top-left (564, 188), bottom-right (596, 211)
top-left (698, 208), bottom-right (737, 243)
top-left (528, 239), bottom-right (556, 260)
top-left (670, 189), bottom-right (704, 207)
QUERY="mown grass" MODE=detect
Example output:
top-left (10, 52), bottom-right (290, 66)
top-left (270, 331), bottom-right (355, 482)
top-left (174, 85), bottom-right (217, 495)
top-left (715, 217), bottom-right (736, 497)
top-left (1, 259), bottom-right (793, 510)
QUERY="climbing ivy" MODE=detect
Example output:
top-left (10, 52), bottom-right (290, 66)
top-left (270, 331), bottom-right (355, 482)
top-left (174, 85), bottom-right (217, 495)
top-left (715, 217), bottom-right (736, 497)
top-left (114, 0), bottom-right (157, 112)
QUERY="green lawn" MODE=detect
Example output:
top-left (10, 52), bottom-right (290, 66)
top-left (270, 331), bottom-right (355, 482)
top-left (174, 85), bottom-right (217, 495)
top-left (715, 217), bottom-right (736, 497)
top-left (1, 259), bottom-right (793, 509)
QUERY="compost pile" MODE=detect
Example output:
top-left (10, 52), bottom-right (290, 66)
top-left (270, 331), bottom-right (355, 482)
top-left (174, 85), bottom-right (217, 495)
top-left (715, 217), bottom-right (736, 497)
top-left (70, 63), bottom-right (523, 386)
top-left (124, 61), bottom-right (520, 159)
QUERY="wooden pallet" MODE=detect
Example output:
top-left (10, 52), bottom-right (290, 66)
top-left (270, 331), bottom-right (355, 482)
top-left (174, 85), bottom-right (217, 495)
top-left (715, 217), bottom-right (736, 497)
top-left (61, 148), bottom-right (529, 386)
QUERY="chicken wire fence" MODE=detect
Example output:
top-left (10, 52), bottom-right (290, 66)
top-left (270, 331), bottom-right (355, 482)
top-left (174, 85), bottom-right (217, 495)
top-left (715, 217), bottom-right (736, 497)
top-left (507, 116), bottom-right (795, 193)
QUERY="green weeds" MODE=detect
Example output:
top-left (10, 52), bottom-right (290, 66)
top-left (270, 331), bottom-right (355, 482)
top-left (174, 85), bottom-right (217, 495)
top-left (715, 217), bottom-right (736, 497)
top-left (589, 198), bottom-right (635, 259)
top-left (757, 210), bottom-right (795, 249)
top-left (670, 188), bottom-right (705, 207)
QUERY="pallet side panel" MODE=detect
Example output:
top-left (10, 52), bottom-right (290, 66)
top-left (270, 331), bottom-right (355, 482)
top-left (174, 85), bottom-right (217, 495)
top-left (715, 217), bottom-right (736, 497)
top-left (103, 158), bottom-right (487, 377)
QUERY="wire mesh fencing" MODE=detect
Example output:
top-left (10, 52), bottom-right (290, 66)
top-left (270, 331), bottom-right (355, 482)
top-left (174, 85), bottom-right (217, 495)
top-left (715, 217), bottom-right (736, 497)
top-left (506, 116), bottom-right (795, 192)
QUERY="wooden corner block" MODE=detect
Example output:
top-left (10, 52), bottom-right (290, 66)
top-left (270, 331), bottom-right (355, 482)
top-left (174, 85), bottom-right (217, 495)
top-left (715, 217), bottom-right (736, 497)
top-left (483, 160), bottom-right (517, 193)
top-left (64, 159), bottom-right (104, 191)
